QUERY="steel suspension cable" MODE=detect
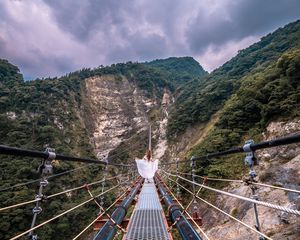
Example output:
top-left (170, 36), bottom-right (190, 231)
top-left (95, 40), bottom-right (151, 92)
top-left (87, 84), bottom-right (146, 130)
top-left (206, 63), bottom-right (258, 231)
top-left (171, 171), bottom-right (300, 194)
top-left (0, 198), bottom-right (39, 212)
top-left (0, 145), bottom-right (132, 167)
top-left (9, 184), bottom-right (121, 240)
top-left (158, 175), bottom-right (210, 240)
top-left (73, 173), bottom-right (134, 237)
top-left (163, 174), bottom-right (272, 240)
top-left (249, 181), bottom-right (300, 194)
top-left (0, 128), bottom-right (151, 168)
top-left (47, 173), bottom-right (130, 199)
top-left (170, 171), bottom-right (243, 183)
top-left (73, 174), bottom-right (136, 239)
top-left (166, 172), bottom-right (273, 240)
top-left (163, 171), bottom-right (300, 216)
top-left (85, 184), bottom-right (127, 233)
top-left (0, 173), bottom-right (129, 212)
top-left (159, 133), bottom-right (300, 167)
top-left (72, 190), bottom-right (128, 240)
top-left (0, 138), bottom-right (142, 193)
top-left (0, 164), bottom-right (94, 192)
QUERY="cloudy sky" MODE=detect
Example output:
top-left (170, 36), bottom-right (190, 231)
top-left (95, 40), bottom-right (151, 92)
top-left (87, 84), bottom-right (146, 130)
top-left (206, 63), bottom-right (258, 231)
top-left (0, 0), bottom-right (300, 80)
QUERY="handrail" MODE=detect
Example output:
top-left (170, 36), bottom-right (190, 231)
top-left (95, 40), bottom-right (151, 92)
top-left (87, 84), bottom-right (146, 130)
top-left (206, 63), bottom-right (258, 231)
top-left (0, 145), bottom-right (132, 167)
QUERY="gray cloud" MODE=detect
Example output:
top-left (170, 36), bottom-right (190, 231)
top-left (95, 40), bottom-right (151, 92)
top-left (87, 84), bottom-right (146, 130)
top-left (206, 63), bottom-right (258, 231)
top-left (187, 0), bottom-right (300, 54)
top-left (0, 0), bottom-right (299, 79)
top-left (107, 32), bottom-right (169, 63)
top-left (44, 0), bottom-right (138, 41)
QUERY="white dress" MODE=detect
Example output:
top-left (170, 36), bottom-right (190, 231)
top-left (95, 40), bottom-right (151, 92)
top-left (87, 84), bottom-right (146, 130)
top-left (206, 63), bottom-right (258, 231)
top-left (135, 157), bottom-right (158, 178)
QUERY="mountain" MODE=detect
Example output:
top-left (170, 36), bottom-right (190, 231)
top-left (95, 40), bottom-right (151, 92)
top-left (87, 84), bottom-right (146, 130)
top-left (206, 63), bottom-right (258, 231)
top-left (145, 56), bottom-right (207, 87)
top-left (0, 57), bottom-right (203, 239)
top-left (166, 20), bottom-right (300, 157)
top-left (168, 20), bottom-right (300, 139)
top-left (163, 20), bottom-right (300, 239)
top-left (1, 19), bottom-right (300, 239)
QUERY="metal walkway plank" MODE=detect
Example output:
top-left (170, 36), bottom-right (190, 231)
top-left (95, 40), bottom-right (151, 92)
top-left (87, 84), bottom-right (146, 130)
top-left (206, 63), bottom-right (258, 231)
top-left (124, 179), bottom-right (171, 240)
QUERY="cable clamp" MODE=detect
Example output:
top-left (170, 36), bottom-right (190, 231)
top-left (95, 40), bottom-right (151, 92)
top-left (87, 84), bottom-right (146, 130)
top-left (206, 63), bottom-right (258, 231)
top-left (45, 147), bottom-right (56, 161)
top-left (31, 235), bottom-right (38, 240)
top-left (83, 183), bottom-right (90, 191)
top-left (35, 194), bottom-right (43, 200)
top-left (40, 179), bottom-right (49, 187)
top-left (190, 156), bottom-right (196, 168)
top-left (32, 206), bottom-right (42, 215)
top-left (252, 194), bottom-right (259, 200)
top-left (38, 148), bottom-right (55, 175)
top-left (249, 169), bottom-right (257, 178)
top-left (243, 140), bottom-right (257, 167)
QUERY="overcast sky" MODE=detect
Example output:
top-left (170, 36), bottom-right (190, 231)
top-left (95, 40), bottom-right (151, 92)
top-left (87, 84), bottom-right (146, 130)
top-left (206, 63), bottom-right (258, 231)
top-left (0, 0), bottom-right (300, 80)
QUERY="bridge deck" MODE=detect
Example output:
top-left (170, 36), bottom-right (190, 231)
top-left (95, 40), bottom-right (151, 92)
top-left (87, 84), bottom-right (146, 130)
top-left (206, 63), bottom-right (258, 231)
top-left (124, 179), bottom-right (171, 240)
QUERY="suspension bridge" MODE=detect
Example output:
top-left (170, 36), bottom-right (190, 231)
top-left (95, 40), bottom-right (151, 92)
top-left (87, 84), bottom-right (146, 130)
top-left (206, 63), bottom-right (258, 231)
top-left (0, 133), bottom-right (300, 240)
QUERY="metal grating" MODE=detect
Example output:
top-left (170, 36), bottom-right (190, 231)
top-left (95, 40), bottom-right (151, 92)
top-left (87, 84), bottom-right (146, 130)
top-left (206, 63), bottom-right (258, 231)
top-left (125, 179), bottom-right (170, 240)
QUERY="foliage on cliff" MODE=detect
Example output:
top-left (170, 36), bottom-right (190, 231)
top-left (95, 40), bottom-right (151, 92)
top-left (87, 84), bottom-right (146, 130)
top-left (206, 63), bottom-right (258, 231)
top-left (1, 19), bottom-right (300, 239)
top-left (146, 56), bottom-right (207, 87)
top-left (189, 46), bottom-right (299, 175)
top-left (0, 56), bottom-right (203, 239)
top-left (0, 60), bottom-right (101, 239)
top-left (168, 20), bottom-right (300, 138)
top-left (174, 21), bottom-right (300, 180)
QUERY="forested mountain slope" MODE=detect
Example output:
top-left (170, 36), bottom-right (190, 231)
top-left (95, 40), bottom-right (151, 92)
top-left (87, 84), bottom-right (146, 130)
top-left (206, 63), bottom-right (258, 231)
top-left (146, 56), bottom-right (207, 87)
top-left (168, 20), bottom-right (300, 139)
top-left (1, 19), bottom-right (300, 240)
top-left (0, 57), bottom-right (204, 239)
top-left (163, 21), bottom-right (300, 239)
top-left (165, 20), bottom-right (300, 175)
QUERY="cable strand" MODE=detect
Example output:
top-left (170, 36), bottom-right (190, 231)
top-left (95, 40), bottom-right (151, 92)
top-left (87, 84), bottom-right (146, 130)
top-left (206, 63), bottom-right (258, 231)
top-left (162, 172), bottom-right (272, 240)
top-left (9, 184), bottom-right (121, 240)
top-left (0, 173), bottom-right (128, 212)
top-left (163, 171), bottom-right (300, 216)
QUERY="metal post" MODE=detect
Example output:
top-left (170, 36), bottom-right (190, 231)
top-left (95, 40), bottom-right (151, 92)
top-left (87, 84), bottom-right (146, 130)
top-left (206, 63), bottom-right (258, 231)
top-left (149, 125), bottom-right (152, 151)
top-left (243, 140), bottom-right (265, 240)
top-left (99, 160), bottom-right (108, 214)
top-left (190, 156), bottom-right (196, 195)
top-left (176, 158), bottom-right (180, 198)
top-left (29, 148), bottom-right (55, 240)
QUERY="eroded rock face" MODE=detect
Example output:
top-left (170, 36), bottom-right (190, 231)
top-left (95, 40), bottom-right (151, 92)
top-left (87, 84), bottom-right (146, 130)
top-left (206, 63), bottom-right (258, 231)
top-left (82, 75), bottom-right (157, 160)
top-left (153, 89), bottom-right (173, 160)
top-left (202, 119), bottom-right (300, 239)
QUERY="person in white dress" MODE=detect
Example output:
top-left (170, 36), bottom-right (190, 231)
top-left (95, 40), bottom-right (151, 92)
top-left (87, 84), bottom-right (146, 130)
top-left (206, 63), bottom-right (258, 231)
top-left (135, 149), bottom-right (158, 180)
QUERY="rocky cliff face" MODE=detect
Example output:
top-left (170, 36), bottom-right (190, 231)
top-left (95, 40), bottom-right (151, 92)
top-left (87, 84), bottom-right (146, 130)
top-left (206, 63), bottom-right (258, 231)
top-left (81, 75), bottom-right (159, 161)
top-left (200, 119), bottom-right (300, 239)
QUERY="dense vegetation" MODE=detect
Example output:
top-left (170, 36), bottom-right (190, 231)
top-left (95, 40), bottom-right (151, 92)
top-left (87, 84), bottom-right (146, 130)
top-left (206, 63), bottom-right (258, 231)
top-left (0, 57), bottom-right (204, 239)
top-left (1, 19), bottom-right (300, 239)
top-left (188, 46), bottom-right (300, 178)
top-left (146, 56), bottom-right (207, 87)
top-left (0, 60), bottom-right (101, 240)
top-left (171, 20), bottom-right (300, 179)
top-left (168, 20), bottom-right (300, 138)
